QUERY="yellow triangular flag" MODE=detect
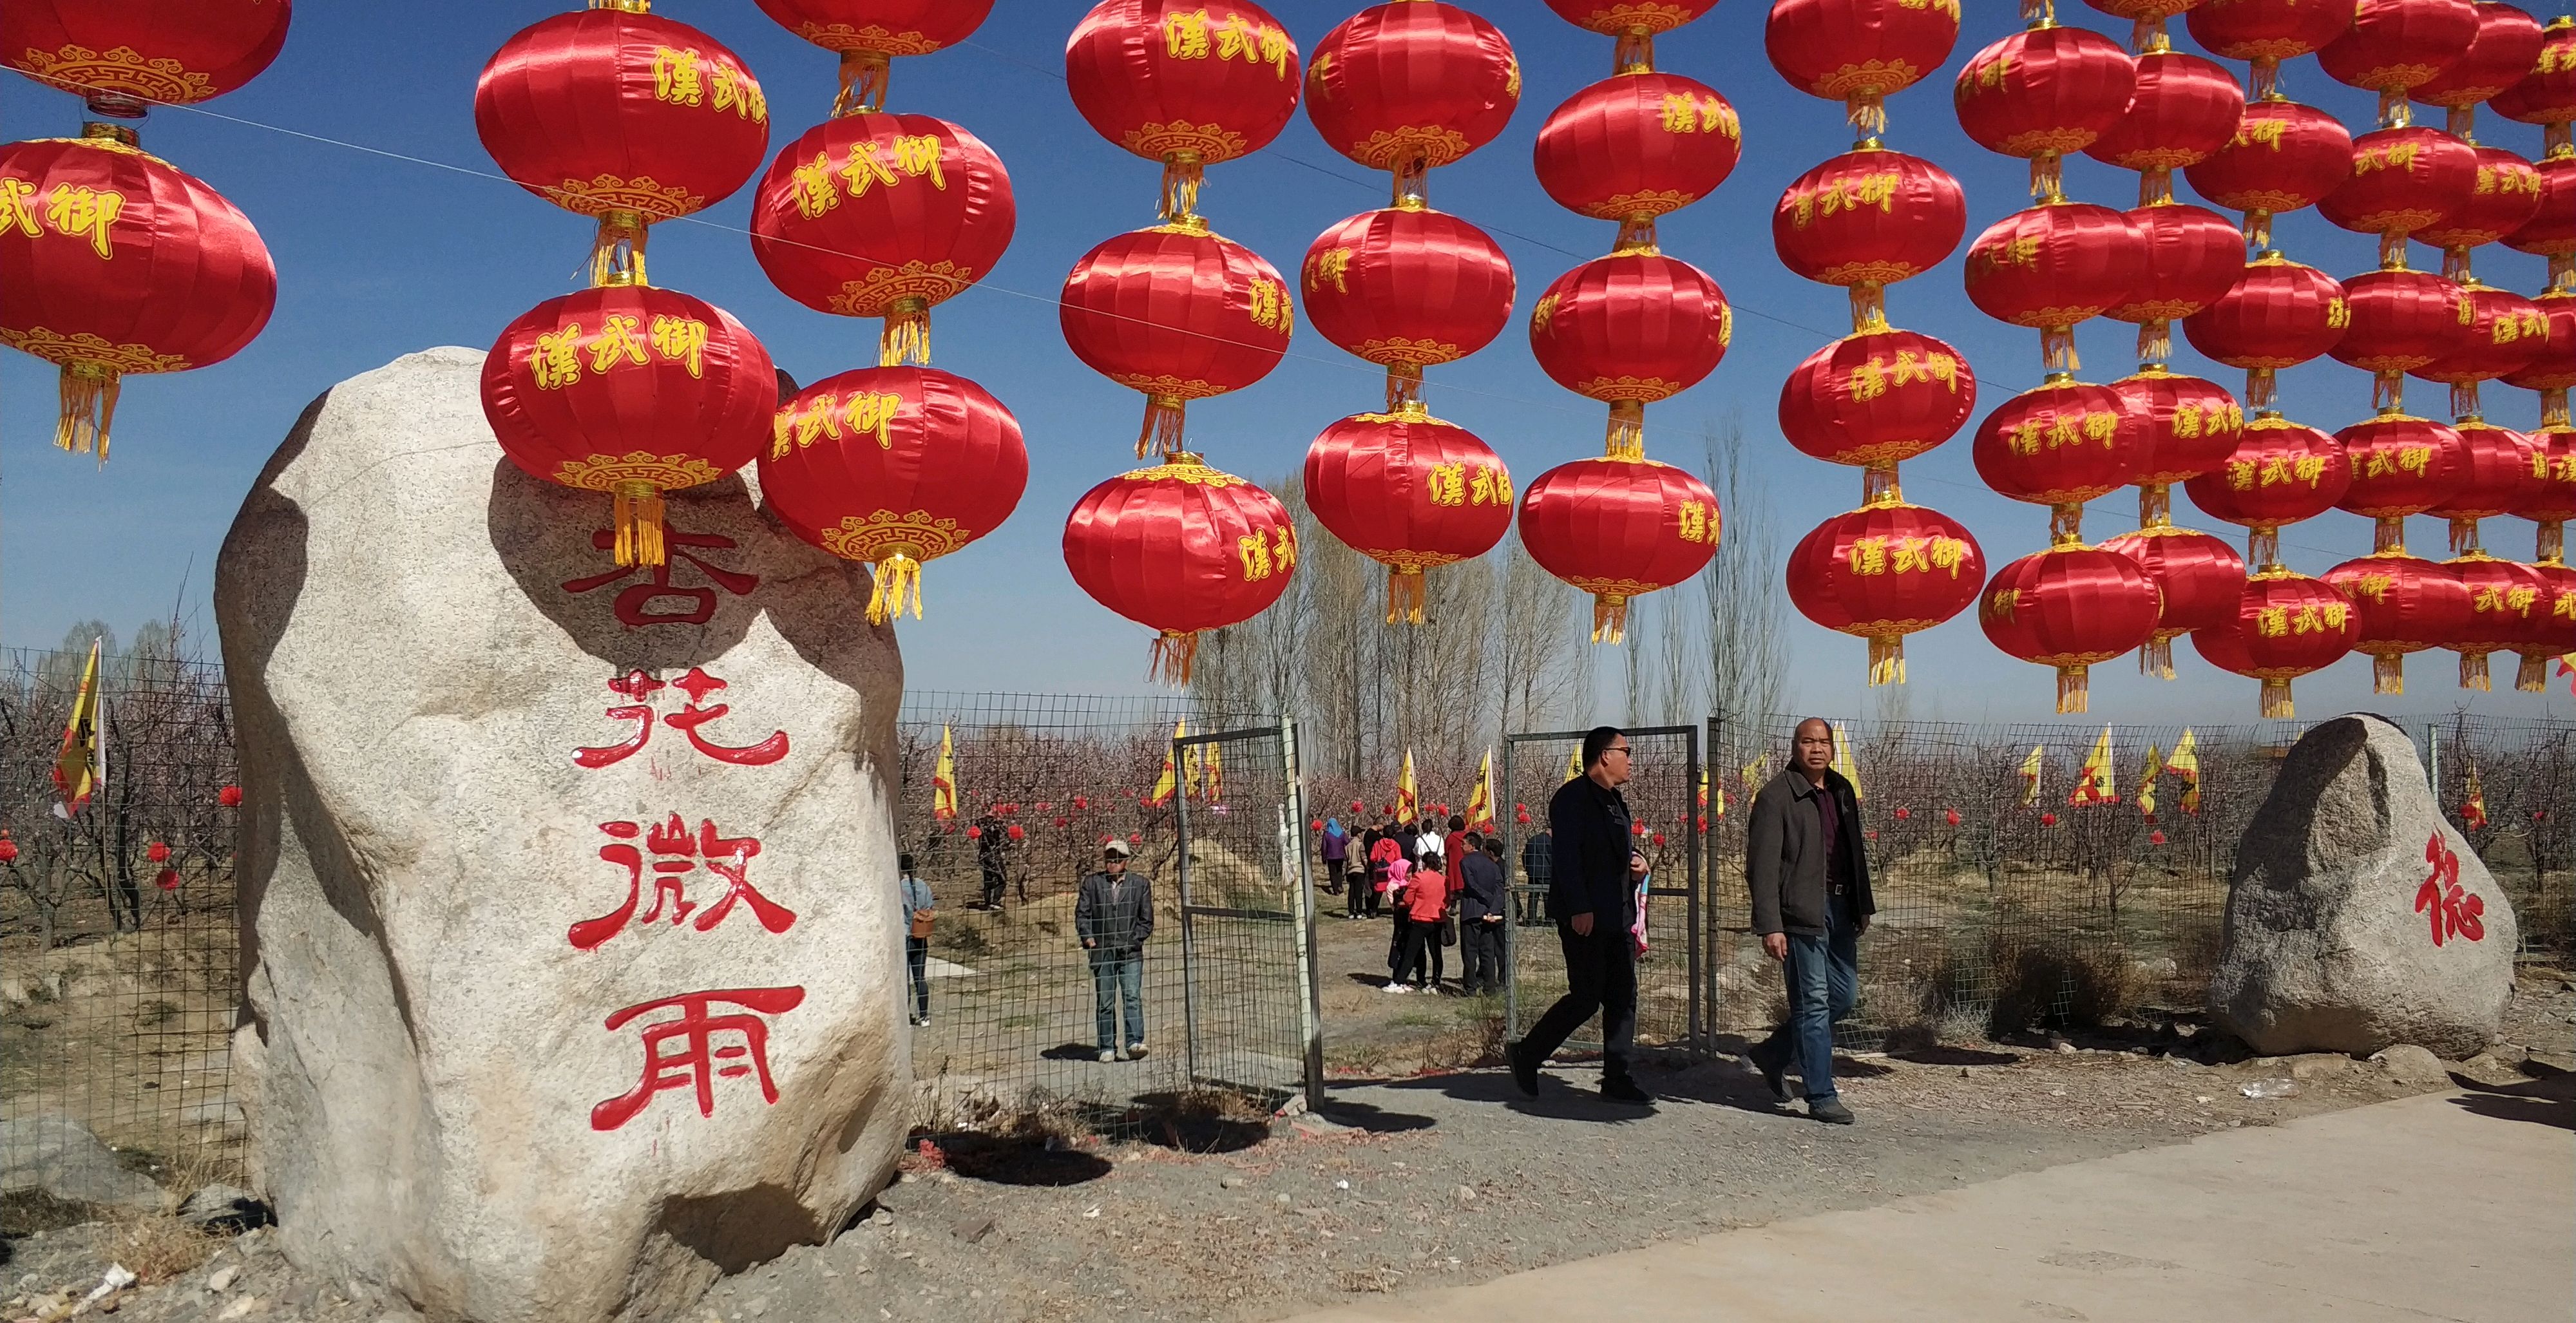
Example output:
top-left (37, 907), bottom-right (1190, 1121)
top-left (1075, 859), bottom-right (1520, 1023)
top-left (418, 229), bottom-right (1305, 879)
top-left (1565, 743), bottom-right (1584, 782)
top-left (931, 723), bottom-right (959, 821)
top-left (1831, 722), bottom-right (1862, 801)
top-left (2167, 728), bottom-right (2200, 814)
top-left (1697, 766), bottom-right (1710, 824)
top-left (52, 638), bottom-right (103, 818)
top-left (1396, 748), bottom-right (1419, 820)
top-left (2137, 743), bottom-right (2165, 818)
top-left (1201, 738), bottom-right (1223, 803)
top-left (2070, 727), bottom-right (2117, 805)
top-left (2019, 745), bottom-right (2045, 807)
top-left (1465, 749), bottom-right (1493, 828)
top-left (1146, 720), bottom-right (1184, 808)
top-left (1742, 752), bottom-right (1771, 790)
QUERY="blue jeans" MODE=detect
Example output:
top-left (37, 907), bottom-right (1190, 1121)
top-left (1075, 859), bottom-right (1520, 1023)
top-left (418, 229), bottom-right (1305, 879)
top-left (1089, 947), bottom-right (1144, 1050)
top-left (905, 937), bottom-right (930, 1022)
top-left (1769, 900), bottom-right (1859, 1101)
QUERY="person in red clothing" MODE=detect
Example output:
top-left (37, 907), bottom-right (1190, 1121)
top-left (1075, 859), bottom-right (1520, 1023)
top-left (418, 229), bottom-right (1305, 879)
top-left (1395, 852), bottom-right (1451, 991)
top-left (1442, 813), bottom-right (1471, 898)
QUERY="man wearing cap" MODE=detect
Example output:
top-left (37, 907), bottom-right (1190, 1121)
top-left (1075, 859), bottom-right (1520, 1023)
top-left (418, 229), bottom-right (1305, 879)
top-left (1076, 839), bottom-right (1154, 1063)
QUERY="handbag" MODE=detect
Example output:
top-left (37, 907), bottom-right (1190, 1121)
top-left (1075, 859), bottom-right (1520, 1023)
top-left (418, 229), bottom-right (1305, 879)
top-left (910, 908), bottom-right (935, 940)
top-left (1441, 912), bottom-right (1458, 947)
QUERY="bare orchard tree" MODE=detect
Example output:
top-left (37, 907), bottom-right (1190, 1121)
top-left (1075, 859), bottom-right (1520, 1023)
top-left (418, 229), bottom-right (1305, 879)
top-left (1290, 484), bottom-right (1377, 781)
top-left (1701, 411), bottom-right (1786, 730)
top-left (1496, 530), bottom-right (1587, 736)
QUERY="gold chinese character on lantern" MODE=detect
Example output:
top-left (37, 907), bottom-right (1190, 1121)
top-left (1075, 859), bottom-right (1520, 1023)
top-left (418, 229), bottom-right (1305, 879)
top-left (1165, 10), bottom-right (1212, 59)
top-left (1676, 500), bottom-right (1713, 543)
top-left (44, 184), bottom-right (120, 258)
top-left (790, 153), bottom-right (839, 218)
top-left (891, 135), bottom-right (947, 188)
top-left (1247, 277), bottom-right (1290, 331)
top-left (0, 177), bottom-right (38, 238)
top-left (840, 141), bottom-right (900, 197)
top-left (1469, 466), bottom-right (1511, 506)
top-left (649, 316), bottom-right (709, 377)
top-left (531, 323), bottom-right (585, 390)
top-left (587, 315), bottom-right (650, 374)
top-left (1847, 536), bottom-right (1889, 576)
top-left (1238, 531), bottom-right (1274, 580)
top-left (653, 47), bottom-right (704, 106)
top-left (1426, 462), bottom-right (1467, 506)
top-left (843, 391), bottom-right (902, 450)
top-left (1306, 247), bottom-right (1353, 294)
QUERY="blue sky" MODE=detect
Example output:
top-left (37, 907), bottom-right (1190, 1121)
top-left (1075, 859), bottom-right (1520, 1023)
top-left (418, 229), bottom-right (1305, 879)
top-left (3, 0), bottom-right (2568, 723)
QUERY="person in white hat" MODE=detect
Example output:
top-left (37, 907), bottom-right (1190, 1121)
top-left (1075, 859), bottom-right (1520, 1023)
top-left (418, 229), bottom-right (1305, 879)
top-left (1075, 839), bottom-right (1153, 1063)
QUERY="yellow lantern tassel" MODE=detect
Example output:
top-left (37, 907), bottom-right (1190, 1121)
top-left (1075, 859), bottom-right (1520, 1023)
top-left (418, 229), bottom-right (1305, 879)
top-left (2452, 379), bottom-right (2483, 423)
top-left (611, 482), bottom-right (667, 569)
top-left (2539, 519), bottom-right (2565, 565)
top-left (2517, 652), bottom-right (2548, 692)
top-left (2543, 386), bottom-right (2571, 430)
top-left (1846, 93), bottom-right (1887, 135)
top-left (2139, 481), bottom-right (2172, 528)
top-left (2459, 650), bottom-right (2492, 691)
top-left (1613, 216), bottom-right (1659, 254)
top-left (2136, 318), bottom-right (2172, 368)
top-left (1138, 394), bottom-right (1188, 459)
top-left (1591, 595), bottom-right (1629, 645)
top-left (2041, 325), bottom-right (2081, 374)
top-left (2140, 634), bottom-right (2177, 680)
top-left (2244, 209), bottom-right (2273, 254)
top-left (2030, 154), bottom-right (2065, 203)
top-left (1867, 636), bottom-right (1906, 686)
top-left (2373, 652), bottom-right (2406, 695)
top-left (589, 209), bottom-right (649, 288)
top-left (2250, 56), bottom-right (2282, 102)
top-left (1391, 156), bottom-right (1429, 210)
top-left (55, 363), bottom-right (119, 462)
top-left (2448, 516), bottom-right (2481, 557)
top-left (2056, 663), bottom-right (2090, 715)
top-left (1848, 283), bottom-right (1887, 334)
top-left (2260, 677), bottom-right (2293, 719)
top-left (1150, 629), bottom-right (1201, 685)
top-left (1384, 567), bottom-right (1427, 625)
top-left (1864, 463), bottom-right (1902, 507)
top-left (1605, 401), bottom-right (1645, 459)
top-left (2048, 502), bottom-right (2086, 547)
top-left (1160, 152), bottom-right (1205, 222)
top-left (2249, 525), bottom-right (2282, 571)
top-left (2443, 243), bottom-right (2474, 282)
top-left (2246, 366), bottom-right (2277, 412)
top-left (1385, 363), bottom-right (1424, 412)
top-left (2137, 166), bottom-right (2170, 207)
top-left (866, 553), bottom-right (924, 626)
top-left (880, 298), bottom-right (931, 367)
top-left (1614, 28), bottom-right (1654, 74)
top-left (833, 50), bottom-right (891, 117)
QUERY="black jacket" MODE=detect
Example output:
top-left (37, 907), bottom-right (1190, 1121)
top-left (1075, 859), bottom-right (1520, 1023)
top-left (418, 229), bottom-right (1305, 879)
top-left (1745, 767), bottom-right (1875, 937)
top-left (1547, 776), bottom-right (1634, 928)
top-left (1456, 851), bottom-right (1507, 923)
top-left (1074, 868), bottom-right (1154, 951)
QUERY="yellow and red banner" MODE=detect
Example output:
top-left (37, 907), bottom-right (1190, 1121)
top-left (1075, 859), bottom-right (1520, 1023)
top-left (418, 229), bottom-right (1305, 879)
top-left (2168, 728), bottom-right (2200, 814)
top-left (2070, 727), bottom-right (2117, 805)
top-left (1831, 722), bottom-right (1862, 801)
top-left (930, 723), bottom-right (957, 820)
top-left (1465, 749), bottom-right (1493, 828)
top-left (1395, 748), bottom-right (1418, 821)
top-left (2018, 745), bottom-right (2045, 806)
top-left (52, 638), bottom-right (103, 819)
top-left (2137, 743), bottom-right (2166, 818)
top-left (1147, 720), bottom-right (1185, 808)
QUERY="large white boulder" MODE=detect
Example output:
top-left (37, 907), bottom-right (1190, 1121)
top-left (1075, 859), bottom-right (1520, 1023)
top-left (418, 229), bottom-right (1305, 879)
top-left (2210, 714), bottom-right (2515, 1059)
top-left (215, 347), bottom-right (908, 1322)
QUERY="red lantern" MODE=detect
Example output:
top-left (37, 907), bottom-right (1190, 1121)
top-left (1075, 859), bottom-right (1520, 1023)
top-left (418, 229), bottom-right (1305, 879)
top-left (2411, 3), bottom-right (2549, 127)
top-left (2414, 145), bottom-right (2544, 271)
top-left (2190, 571), bottom-right (2360, 716)
top-left (749, 113), bottom-right (1014, 365)
top-left (2428, 420), bottom-right (2542, 551)
top-left (483, 285), bottom-right (774, 567)
top-left (1771, 148), bottom-right (1967, 327)
top-left (3, 1), bottom-right (289, 110)
top-left (0, 133), bottom-right (274, 459)
top-left (1299, 207), bottom-right (1513, 406)
top-left (1979, 546), bottom-right (2163, 712)
top-left (2447, 551), bottom-right (2550, 687)
top-left (2318, 128), bottom-right (2478, 263)
top-left (761, 366), bottom-right (1027, 622)
top-left (2324, 553), bottom-right (2470, 692)
top-left (755, 0), bottom-right (996, 113)
top-left (2335, 414), bottom-right (2470, 553)
top-left (2183, 417), bottom-right (2353, 566)
top-left (2112, 369), bottom-right (2245, 524)
top-left (2515, 424), bottom-right (2576, 564)
top-left (2503, 153), bottom-right (2576, 266)
top-left (476, 7), bottom-right (768, 278)
top-left (218, 785), bottom-right (243, 808)
top-left (1777, 328), bottom-right (1977, 493)
top-left (1302, 408), bottom-right (1513, 622)
top-left (2333, 267), bottom-right (2470, 409)
top-left (2181, 256), bottom-right (2349, 409)
top-left (1953, 22), bottom-right (2136, 199)
top-left (1059, 219), bottom-right (1293, 457)
top-left (1534, 73), bottom-right (1741, 242)
top-left (2182, 100), bottom-right (2353, 252)
top-left (2101, 524), bottom-right (2247, 677)
top-left (1065, 0), bottom-right (1301, 218)
top-left (1528, 252), bottom-right (1730, 456)
top-left (0, 834), bottom-right (15, 865)
top-left (1518, 457), bottom-right (1721, 642)
top-left (1305, 1), bottom-right (1519, 198)
top-left (1064, 453), bottom-right (1297, 681)
top-left (2320, 0), bottom-right (2481, 110)
top-left (2490, 14), bottom-right (2576, 129)
top-left (2515, 555), bottom-right (2576, 688)
top-left (1787, 502), bottom-right (1985, 684)
top-left (1545, 0), bottom-right (1714, 41)
top-left (2106, 203), bottom-right (2246, 363)
top-left (1764, 0), bottom-right (1961, 131)
top-left (146, 840), bottom-right (171, 864)
top-left (1963, 204), bottom-right (2147, 372)
top-left (2085, 49), bottom-right (2246, 207)
top-left (2189, 0), bottom-right (2361, 97)
top-left (2413, 283), bottom-right (2550, 418)
top-left (1972, 379), bottom-right (2148, 538)
top-left (2503, 290), bottom-right (2576, 405)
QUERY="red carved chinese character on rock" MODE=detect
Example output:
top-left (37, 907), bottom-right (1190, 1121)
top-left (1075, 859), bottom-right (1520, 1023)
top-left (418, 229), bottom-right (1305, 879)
top-left (589, 985), bottom-right (805, 1131)
top-left (575, 668), bottom-right (789, 768)
top-left (569, 814), bottom-right (799, 950)
top-left (561, 528), bottom-right (759, 627)
top-left (2414, 832), bottom-right (2486, 947)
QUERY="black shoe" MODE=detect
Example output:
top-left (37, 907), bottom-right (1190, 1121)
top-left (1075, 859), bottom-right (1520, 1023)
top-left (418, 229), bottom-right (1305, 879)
top-left (1746, 1039), bottom-right (1791, 1105)
top-left (1507, 1042), bottom-right (1539, 1098)
top-left (1808, 1097), bottom-right (1855, 1125)
top-left (1601, 1076), bottom-right (1654, 1105)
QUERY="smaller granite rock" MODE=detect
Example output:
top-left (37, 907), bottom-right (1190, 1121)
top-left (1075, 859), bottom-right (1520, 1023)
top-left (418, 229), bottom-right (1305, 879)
top-left (2371, 1043), bottom-right (2450, 1087)
top-left (0, 1116), bottom-right (165, 1211)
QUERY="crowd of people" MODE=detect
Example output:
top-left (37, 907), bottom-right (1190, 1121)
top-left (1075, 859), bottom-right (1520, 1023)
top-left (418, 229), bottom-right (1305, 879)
top-left (1317, 811), bottom-right (1512, 996)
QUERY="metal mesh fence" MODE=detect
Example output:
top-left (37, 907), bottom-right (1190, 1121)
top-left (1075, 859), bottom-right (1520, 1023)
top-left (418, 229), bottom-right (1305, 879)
top-left (1, 645), bottom-right (243, 1175)
top-left (890, 692), bottom-right (1311, 1130)
top-left (1502, 726), bottom-right (1702, 1054)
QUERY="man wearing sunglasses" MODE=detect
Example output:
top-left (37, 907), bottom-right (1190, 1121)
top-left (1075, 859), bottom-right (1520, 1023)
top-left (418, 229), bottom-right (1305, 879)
top-left (1509, 726), bottom-right (1652, 1105)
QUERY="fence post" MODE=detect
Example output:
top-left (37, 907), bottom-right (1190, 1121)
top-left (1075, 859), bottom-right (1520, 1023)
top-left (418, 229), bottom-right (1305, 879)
top-left (1685, 719), bottom-right (1704, 1054)
top-left (1174, 736), bottom-right (1201, 1087)
top-left (1500, 738), bottom-right (1519, 1043)
top-left (1278, 718), bottom-right (1324, 1113)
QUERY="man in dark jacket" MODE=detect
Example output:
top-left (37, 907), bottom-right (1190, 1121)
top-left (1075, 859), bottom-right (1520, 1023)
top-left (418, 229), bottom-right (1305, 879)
top-left (1517, 826), bottom-right (1552, 924)
top-left (1075, 840), bottom-right (1153, 1063)
top-left (1455, 834), bottom-right (1508, 995)
top-left (1509, 727), bottom-right (1652, 1105)
top-left (1744, 718), bottom-right (1875, 1124)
